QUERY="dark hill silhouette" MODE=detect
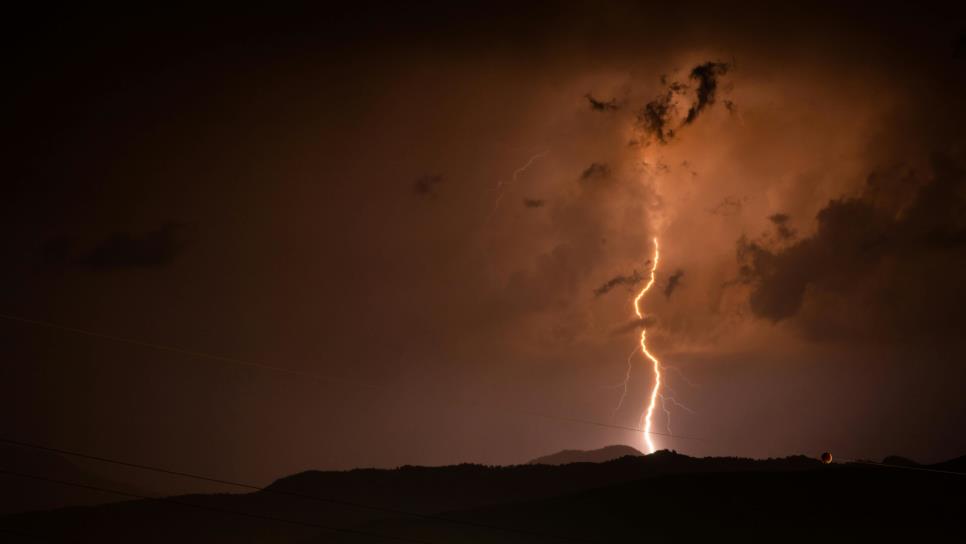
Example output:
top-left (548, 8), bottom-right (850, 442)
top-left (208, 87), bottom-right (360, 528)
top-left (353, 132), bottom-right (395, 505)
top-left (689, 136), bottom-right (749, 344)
top-left (352, 459), bottom-right (963, 542)
top-left (881, 455), bottom-right (920, 467)
top-left (932, 454), bottom-right (966, 473)
top-left (1, 448), bottom-right (962, 542)
top-left (527, 444), bottom-right (643, 465)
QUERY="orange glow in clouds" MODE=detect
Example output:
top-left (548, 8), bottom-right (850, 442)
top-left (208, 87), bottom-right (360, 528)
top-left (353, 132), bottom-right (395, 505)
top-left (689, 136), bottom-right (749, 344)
top-left (634, 237), bottom-right (662, 453)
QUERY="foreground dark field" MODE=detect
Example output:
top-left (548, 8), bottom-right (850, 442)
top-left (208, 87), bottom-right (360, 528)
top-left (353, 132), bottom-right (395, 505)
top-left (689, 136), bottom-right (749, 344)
top-left (2, 448), bottom-right (963, 543)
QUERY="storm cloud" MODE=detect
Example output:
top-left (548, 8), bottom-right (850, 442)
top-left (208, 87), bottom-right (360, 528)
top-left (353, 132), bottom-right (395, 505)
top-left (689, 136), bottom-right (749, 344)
top-left (594, 270), bottom-right (644, 297)
top-left (81, 223), bottom-right (188, 269)
top-left (611, 315), bottom-right (657, 335)
top-left (684, 61), bottom-right (730, 125)
top-left (635, 88), bottom-right (678, 144)
top-left (767, 213), bottom-right (796, 241)
top-left (413, 174), bottom-right (443, 197)
top-left (585, 93), bottom-right (619, 112)
top-left (580, 162), bottom-right (612, 181)
top-left (664, 269), bottom-right (685, 299)
top-left (737, 156), bottom-right (966, 340)
top-left (636, 62), bottom-right (732, 144)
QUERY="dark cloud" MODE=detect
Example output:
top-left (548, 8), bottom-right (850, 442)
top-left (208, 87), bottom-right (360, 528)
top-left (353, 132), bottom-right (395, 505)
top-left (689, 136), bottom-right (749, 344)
top-left (580, 162), bottom-right (611, 181)
top-left (36, 236), bottom-right (76, 272)
top-left (768, 213), bottom-right (796, 241)
top-left (523, 198), bottom-right (546, 208)
top-left (664, 269), bottom-right (685, 299)
top-left (635, 89), bottom-right (677, 144)
top-left (724, 99), bottom-right (738, 114)
top-left (593, 270), bottom-right (643, 297)
top-left (708, 196), bottom-right (745, 216)
top-left (737, 155), bottom-right (966, 340)
top-left (636, 62), bottom-right (730, 144)
top-left (584, 93), bottom-right (619, 112)
top-left (684, 61), bottom-right (730, 125)
top-left (82, 223), bottom-right (188, 269)
top-left (611, 315), bottom-right (657, 335)
top-left (767, 212), bottom-right (789, 223)
top-left (412, 174), bottom-right (443, 197)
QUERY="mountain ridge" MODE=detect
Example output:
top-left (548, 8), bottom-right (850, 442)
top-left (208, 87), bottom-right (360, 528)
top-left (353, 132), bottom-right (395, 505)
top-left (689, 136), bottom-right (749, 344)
top-left (527, 444), bottom-right (644, 465)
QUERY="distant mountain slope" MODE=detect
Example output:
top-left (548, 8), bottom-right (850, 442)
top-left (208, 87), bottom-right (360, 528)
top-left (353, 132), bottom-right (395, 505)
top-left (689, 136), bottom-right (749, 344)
top-left (528, 444), bottom-right (643, 465)
top-left (881, 455), bottom-right (920, 467)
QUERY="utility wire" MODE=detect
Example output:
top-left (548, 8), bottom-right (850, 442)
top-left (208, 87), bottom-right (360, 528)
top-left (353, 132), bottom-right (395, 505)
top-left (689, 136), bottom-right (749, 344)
top-left (0, 437), bottom-right (594, 543)
top-left (2, 446), bottom-right (959, 544)
top-left (2, 440), bottom-right (960, 544)
top-left (523, 412), bottom-right (706, 442)
top-left (0, 468), bottom-right (438, 544)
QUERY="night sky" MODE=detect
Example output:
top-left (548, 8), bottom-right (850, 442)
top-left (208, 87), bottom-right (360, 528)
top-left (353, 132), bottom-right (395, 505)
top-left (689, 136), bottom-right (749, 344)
top-left (3, 3), bottom-right (966, 493)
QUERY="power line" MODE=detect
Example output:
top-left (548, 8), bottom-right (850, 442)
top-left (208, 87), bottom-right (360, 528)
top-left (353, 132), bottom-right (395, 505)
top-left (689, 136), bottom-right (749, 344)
top-left (524, 412), bottom-right (706, 443)
top-left (0, 437), bottom-right (594, 543)
top-left (0, 468), bottom-right (438, 544)
top-left (0, 311), bottom-right (698, 443)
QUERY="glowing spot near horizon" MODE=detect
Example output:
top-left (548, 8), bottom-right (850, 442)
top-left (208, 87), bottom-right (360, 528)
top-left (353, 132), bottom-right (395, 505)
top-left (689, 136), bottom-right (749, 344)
top-left (634, 237), bottom-right (662, 453)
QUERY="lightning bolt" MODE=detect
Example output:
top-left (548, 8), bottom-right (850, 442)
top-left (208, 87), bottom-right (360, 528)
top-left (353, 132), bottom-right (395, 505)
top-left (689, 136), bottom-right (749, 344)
top-left (634, 237), bottom-right (663, 453)
top-left (612, 345), bottom-right (639, 414)
top-left (657, 392), bottom-right (695, 434)
top-left (488, 148), bottom-right (550, 220)
top-left (663, 364), bottom-right (700, 389)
